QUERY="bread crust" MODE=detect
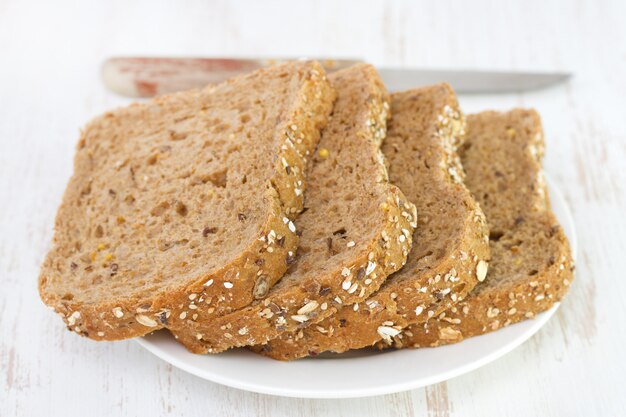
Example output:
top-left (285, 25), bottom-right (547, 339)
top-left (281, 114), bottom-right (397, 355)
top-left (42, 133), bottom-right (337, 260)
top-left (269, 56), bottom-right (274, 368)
top-left (39, 61), bottom-right (335, 341)
top-left (257, 84), bottom-right (490, 360)
top-left (172, 64), bottom-right (417, 353)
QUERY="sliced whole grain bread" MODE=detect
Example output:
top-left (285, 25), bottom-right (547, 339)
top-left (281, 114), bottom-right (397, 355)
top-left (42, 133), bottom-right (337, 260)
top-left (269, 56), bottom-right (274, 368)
top-left (256, 84), bottom-right (491, 360)
top-left (171, 64), bottom-right (416, 353)
top-left (392, 109), bottom-right (574, 347)
top-left (38, 61), bottom-right (335, 340)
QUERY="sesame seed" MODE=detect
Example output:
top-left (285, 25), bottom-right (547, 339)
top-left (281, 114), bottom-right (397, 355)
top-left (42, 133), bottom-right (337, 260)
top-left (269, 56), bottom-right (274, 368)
top-left (288, 221), bottom-right (296, 233)
top-left (476, 260), bottom-right (489, 282)
top-left (346, 241), bottom-right (355, 247)
top-left (67, 311), bottom-right (81, 325)
top-left (415, 306), bottom-right (424, 316)
top-left (341, 267), bottom-right (351, 277)
top-left (260, 308), bottom-right (273, 318)
top-left (179, 312), bottom-right (187, 319)
top-left (297, 301), bottom-right (319, 315)
top-left (204, 279), bottom-right (214, 287)
top-left (112, 307), bottom-right (124, 318)
top-left (291, 314), bottom-right (309, 323)
top-left (377, 326), bottom-right (401, 338)
top-left (224, 282), bottom-right (233, 289)
top-left (136, 315), bottom-right (158, 327)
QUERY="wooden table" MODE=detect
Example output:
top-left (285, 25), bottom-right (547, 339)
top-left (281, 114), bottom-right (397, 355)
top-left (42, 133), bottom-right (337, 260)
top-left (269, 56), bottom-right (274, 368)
top-left (2, 0), bottom-right (625, 415)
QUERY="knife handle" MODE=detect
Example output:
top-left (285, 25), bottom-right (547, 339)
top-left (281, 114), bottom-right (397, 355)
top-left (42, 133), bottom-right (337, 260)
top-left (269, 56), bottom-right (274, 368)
top-left (102, 57), bottom-right (361, 98)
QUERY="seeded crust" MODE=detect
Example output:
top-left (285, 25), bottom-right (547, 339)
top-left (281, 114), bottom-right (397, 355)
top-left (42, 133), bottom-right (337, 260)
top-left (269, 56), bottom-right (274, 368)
top-left (256, 84), bottom-right (490, 360)
top-left (171, 64), bottom-right (416, 354)
top-left (391, 109), bottom-right (574, 348)
top-left (39, 61), bottom-right (335, 340)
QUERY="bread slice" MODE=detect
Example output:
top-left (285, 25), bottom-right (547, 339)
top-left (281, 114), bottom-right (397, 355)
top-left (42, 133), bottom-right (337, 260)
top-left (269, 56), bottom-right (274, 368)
top-left (256, 84), bottom-right (490, 360)
top-left (38, 61), bottom-right (335, 340)
top-left (393, 109), bottom-right (574, 347)
top-left (171, 64), bottom-right (416, 353)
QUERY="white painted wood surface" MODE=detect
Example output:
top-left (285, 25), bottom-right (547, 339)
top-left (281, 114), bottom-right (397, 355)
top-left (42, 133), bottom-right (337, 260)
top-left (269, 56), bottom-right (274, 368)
top-left (1, 0), bottom-right (625, 415)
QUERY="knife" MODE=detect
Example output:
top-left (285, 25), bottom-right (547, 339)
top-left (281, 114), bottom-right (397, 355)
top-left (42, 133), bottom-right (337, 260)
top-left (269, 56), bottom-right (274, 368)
top-left (101, 57), bottom-right (571, 98)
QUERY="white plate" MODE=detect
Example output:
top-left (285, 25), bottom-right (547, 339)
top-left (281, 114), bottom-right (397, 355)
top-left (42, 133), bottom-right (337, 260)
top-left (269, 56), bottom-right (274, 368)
top-left (137, 175), bottom-right (577, 398)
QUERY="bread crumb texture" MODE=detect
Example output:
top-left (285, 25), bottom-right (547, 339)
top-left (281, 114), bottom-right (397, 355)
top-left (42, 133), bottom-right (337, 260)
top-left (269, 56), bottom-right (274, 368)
top-left (39, 61), bottom-right (335, 340)
top-left (394, 109), bottom-right (574, 348)
top-left (257, 83), bottom-right (491, 360)
top-left (171, 64), bottom-right (417, 354)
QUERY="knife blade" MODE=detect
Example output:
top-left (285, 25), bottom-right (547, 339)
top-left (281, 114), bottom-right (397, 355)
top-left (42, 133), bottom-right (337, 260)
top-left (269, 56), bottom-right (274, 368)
top-left (378, 68), bottom-right (571, 94)
top-left (101, 57), bottom-right (571, 97)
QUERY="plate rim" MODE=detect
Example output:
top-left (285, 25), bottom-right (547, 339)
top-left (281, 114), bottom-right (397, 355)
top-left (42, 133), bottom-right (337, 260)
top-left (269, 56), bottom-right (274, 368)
top-left (137, 304), bottom-right (560, 398)
top-left (136, 174), bottom-right (577, 398)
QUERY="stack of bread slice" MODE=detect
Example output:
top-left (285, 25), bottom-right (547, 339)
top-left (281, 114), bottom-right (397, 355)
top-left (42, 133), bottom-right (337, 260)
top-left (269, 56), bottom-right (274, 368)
top-left (39, 61), bottom-right (574, 359)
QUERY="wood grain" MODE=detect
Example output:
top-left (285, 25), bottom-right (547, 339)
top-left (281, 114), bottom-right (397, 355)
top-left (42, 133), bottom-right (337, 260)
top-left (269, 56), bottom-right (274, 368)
top-left (1, 0), bottom-right (625, 415)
